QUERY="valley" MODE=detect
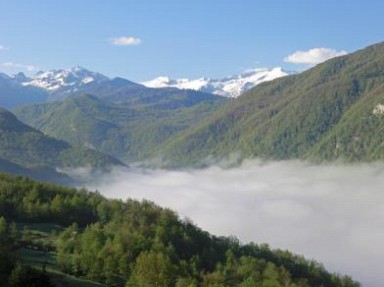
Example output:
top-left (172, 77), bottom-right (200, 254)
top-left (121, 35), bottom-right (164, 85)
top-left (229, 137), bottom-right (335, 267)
top-left (6, 42), bottom-right (384, 173)
top-left (1, 3), bottom-right (384, 284)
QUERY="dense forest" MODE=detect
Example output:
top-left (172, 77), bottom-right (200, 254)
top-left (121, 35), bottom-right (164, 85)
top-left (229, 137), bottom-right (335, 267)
top-left (156, 42), bottom-right (384, 166)
top-left (0, 173), bottom-right (359, 287)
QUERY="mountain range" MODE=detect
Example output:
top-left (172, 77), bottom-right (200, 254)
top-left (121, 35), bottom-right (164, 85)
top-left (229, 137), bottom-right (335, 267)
top-left (0, 65), bottom-right (290, 109)
top-left (1, 41), bottom-right (384, 178)
top-left (142, 67), bottom-right (290, 97)
top-left (1, 65), bottom-right (230, 181)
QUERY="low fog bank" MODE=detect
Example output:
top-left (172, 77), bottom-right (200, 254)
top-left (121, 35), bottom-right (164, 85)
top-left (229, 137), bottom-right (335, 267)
top-left (88, 160), bottom-right (384, 287)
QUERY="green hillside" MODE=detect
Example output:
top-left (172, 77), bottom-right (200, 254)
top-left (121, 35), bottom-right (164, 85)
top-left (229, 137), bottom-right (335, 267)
top-left (0, 107), bottom-right (123, 183)
top-left (13, 93), bottom-right (227, 164)
top-left (157, 41), bottom-right (384, 166)
top-left (0, 173), bottom-right (359, 287)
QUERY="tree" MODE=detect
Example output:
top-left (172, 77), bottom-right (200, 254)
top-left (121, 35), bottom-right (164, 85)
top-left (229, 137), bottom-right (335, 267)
top-left (8, 264), bottom-right (54, 287)
top-left (131, 250), bottom-right (176, 287)
top-left (262, 263), bottom-right (281, 287)
top-left (0, 217), bottom-right (13, 284)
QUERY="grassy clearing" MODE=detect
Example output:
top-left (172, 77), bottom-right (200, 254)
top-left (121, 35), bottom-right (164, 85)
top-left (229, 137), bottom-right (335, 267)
top-left (14, 223), bottom-right (106, 287)
top-left (50, 272), bottom-right (107, 287)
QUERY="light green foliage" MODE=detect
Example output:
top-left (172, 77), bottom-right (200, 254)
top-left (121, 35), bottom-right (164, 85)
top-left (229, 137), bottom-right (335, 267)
top-left (131, 251), bottom-right (175, 287)
top-left (0, 173), bottom-right (361, 287)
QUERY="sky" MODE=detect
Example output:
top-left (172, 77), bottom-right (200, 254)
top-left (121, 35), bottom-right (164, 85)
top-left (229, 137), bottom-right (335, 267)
top-left (90, 161), bottom-right (384, 287)
top-left (1, 0), bottom-right (384, 81)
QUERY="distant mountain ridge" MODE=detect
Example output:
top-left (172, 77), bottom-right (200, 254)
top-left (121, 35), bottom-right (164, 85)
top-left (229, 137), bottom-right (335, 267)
top-left (142, 67), bottom-right (291, 97)
top-left (1, 66), bottom-right (290, 109)
top-left (22, 65), bottom-right (109, 92)
top-left (0, 72), bottom-right (48, 108)
top-left (2, 66), bottom-right (229, 106)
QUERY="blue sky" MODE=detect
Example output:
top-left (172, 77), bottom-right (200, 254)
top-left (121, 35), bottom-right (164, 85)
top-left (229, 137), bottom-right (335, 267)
top-left (1, 0), bottom-right (384, 82)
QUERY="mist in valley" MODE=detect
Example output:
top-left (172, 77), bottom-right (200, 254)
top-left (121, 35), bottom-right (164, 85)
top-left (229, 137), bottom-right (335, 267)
top-left (88, 160), bottom-right (384, 287)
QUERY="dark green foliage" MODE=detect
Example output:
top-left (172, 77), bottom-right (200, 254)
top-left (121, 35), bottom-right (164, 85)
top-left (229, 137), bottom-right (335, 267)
top-left (0, 173), bottom-right (359, 287)
top-left (0, 174), bottom-right (101, 225)
top-left (0, 216), bottom-right (15, 285)
top-left (0, 216), bottom-right (54, 287)
top-left (7, 264), bottom-right (54, 287)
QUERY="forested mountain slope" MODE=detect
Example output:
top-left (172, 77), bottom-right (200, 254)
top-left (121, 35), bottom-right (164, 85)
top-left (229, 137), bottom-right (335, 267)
top-left (14, 92), bottom-right (227, 164)
top-left (0, 107), bottom-right (123, 183)
top-left (158, 41), bottom-right (384, 166)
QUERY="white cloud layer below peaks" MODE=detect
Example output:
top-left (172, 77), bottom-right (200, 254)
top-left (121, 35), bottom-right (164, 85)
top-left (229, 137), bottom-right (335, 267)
top-left (89, 160), bottom-right (384, 287)
top-left (284, 48), bottom-right (347, 65)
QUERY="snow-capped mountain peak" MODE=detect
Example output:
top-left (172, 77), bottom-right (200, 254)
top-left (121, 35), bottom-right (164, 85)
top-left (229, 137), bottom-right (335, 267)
top-left (22, 66), bottom-right (109, 91)
top-left (142, 67), bottom-right (291, 97)
top-left (143, 76), bottom-right (173, 88)
top-left (144, 76), bottom-right (210, 91)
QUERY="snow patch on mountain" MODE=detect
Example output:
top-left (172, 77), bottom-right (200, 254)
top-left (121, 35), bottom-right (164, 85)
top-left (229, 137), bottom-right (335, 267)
top-left (142, 67), bottom-right (291, 98)
top-left (22, 66), bottom-right (109, 92)
top-left (6, 65), bottom-right (292, 99)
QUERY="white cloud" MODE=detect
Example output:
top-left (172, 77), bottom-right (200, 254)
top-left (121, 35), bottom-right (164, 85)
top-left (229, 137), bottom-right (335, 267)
top-left (110, 36), bottom-right (142, 46)
top-left (1, 62), bottom-right (38, 72)
top-left (284, 48), bottom-right (348, 65)
top-left (0, 45), bottom-right (9, 51)
top-left (89, 160), bottom-right (384, 287)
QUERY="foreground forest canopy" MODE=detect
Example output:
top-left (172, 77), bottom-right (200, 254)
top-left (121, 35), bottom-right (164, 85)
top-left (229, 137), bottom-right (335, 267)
top-left (0, 173), bottom-right (359, 287)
